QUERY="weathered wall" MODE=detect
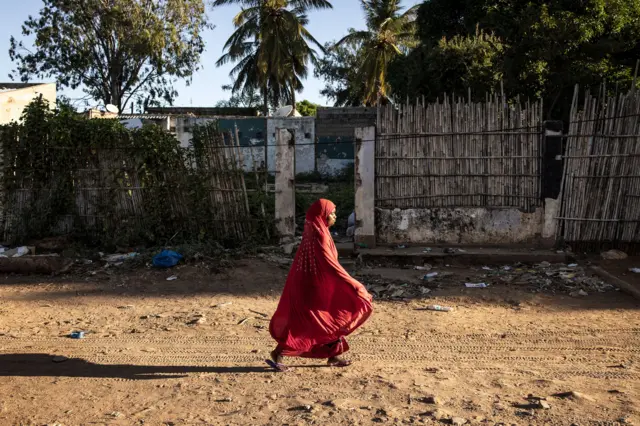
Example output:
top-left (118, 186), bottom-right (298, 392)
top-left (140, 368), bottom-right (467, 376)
top-left (267, 117), bottom-right (315, 174)
top-left (316, 107), bottom-right (376, 175)
top-left (171, 117), bottom-right (315, 173)
top-left (376, 207), bottom-right (544, 245)
top-left (355, 127), bottom-right (377, 247)
top-left (0, 83), bottom-right (57, 124)
top-left (275, 129), bottom-right (295, 243)
top-left (174, 117), bottom-right (267, 171)
top-left (120, 110), bottom-right (376, 175)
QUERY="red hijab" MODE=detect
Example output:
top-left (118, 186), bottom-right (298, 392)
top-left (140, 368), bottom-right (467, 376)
top-left (269, 199), bottom-right (373, 358)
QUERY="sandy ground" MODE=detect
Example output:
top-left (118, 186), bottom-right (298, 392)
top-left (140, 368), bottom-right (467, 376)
top-left (0, 257), bottom-right (639, 426)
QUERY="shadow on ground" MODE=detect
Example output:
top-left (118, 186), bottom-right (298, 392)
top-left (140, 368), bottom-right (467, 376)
top-left (0, 354), bottom-right (339, 380)
top-left (0, 354), bottom-right (271, 380)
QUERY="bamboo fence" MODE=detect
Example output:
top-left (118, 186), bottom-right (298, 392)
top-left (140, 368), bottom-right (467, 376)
top-left (376, 93), bottom-right (544, 210)
top-left (1, 123), bottom-right (268, 244)
top-left (557, 85), bottom-right (640, 250)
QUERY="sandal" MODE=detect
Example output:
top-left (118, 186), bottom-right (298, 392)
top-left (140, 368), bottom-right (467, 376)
top-left (327, 357), bottom-right (352, 367)
top-left (265, 358), bottom-right (290, 372)
top-left (266, 350), bottom-right (290, 372)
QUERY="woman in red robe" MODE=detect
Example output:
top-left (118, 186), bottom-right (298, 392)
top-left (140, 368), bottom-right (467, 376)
top-left (267, 199), bottom-right (373, 371)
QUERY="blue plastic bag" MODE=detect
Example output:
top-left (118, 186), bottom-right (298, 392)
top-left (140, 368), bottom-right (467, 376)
top-left (152, 250), bottom-right (183, 268)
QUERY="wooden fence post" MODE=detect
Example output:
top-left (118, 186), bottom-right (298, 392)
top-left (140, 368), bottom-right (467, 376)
top-left (275, 128), bottom-right (295, 243)
top-left (355, 126), bottom-right (376, 248)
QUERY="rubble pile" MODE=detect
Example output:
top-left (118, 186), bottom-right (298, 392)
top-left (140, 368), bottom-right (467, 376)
top-left (359, 262), bottom-right (616, 300)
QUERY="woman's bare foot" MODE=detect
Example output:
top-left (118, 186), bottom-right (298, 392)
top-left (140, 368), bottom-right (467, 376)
top-left (327, 356), bottom-right (351, 367)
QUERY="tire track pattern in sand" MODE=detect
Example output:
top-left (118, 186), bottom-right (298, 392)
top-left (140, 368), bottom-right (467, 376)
top-left (1, 328), bottom-right (638, 382)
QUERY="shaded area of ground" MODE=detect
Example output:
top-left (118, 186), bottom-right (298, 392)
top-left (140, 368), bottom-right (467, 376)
top-left (599, 256), bottom-right (640, 294)
top-left (0, 354), bottom-right (269, 379)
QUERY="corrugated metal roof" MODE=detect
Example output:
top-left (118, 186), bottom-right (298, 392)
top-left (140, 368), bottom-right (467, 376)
top-left (117, 114), bottom-right (266, 119)
top-left (118, 114), bottom-right (172, 119)
top-left (0, 82), bottom-right (47, 92)
top-left (146, 106), bottom-right (259, 116)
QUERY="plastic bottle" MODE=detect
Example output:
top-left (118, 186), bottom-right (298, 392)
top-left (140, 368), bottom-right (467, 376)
top-left (423, 305), bottom-right (452, 312)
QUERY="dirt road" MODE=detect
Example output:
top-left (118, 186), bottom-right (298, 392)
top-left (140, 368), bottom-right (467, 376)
top-left (0, 258), bottom-right (639, 425)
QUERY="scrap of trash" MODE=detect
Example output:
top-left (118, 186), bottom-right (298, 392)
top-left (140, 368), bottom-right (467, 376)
top-left (0, 246), bottom-right (32, 258)
top-left (359, 262), bottom-right (616, 300)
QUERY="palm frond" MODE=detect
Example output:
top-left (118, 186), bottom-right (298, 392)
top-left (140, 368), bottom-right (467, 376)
top-left (335, 30), bottom-right (372, 47)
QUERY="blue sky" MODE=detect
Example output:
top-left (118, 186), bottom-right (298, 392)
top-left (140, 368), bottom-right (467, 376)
top-left (0, 0), bottom-right (422, 110)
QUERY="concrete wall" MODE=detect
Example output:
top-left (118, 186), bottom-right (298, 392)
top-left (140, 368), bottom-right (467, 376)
top-left (171, 117), bottom-right (267, 171)
top-left (167, 116), bottom-right (315, 173)
top-left (118, 109), bottom-right (375, 175)
top-left (316, 107), bottom-right (376, 175)
top-left (0, 83), bottom-right (57, 124)
top-left (267, 117), bottom-right (315, 174)
top-left (376, 207), bottom-right (544, 245)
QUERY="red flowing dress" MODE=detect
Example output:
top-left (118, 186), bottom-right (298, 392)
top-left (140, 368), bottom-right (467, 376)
top-left (269, 199), bottom-right (373, 358)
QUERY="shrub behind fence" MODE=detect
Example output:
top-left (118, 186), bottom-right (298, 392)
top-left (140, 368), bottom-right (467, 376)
top-left (0, 98), bottom-right (273, 247)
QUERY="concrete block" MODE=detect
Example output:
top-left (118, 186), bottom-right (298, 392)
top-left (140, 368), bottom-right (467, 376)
top-left (355, 126), bottom-right (376, 248)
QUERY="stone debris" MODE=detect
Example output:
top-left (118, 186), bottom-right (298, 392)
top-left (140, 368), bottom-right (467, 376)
top-left (359, 262), bottom-right (615, 299)
top-left (257, 252), bottom-right (292, 267)
top-left (601, 249), bottom-right (628, 260)
top-left (570, 289), bottom-right (589, 297)
top-left (288, 405), bottom-right (313, 412)
top-left (539, 400), bottom-right (551, 410)
top-left (419, 395), bottom-right (440, 405)
top-left (188, 315), bottom-right (206, 325)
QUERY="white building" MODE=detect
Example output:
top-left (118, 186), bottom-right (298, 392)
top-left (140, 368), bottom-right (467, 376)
top-left (0, 83), bottom-right (57, 124)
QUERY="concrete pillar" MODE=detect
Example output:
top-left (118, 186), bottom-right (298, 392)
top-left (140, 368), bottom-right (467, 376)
top-left (354, 126), bottom-right (376, 248)
top-left (275, 128), bottom-right (295, 243)
top-left (541, 121), bottom-right (564, 241)
top-left (543, 198), bottom-right (560, 239)
top-left (0, 135), bottom-right (4, 240)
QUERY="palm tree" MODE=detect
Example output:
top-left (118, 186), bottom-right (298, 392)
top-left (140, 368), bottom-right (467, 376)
top-left (335, 0), bottom-right (418, 106)
top-left (214, 0), bottom-right (332, 116)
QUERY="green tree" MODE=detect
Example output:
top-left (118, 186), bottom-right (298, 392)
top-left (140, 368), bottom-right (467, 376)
top-left (315, 33), bottom-right (369, 106)
top-left (402, 0), bottom-right (640, 119)
top-left (389, 28), bottom-right (504, 103)
top-left (9, 0), bottom-right (211, 113)
top-left (334, 0), bottom-right (418, 106)
top-left (215, 84), bottom-right (262, 108)
top-left (214, 0), bottom-right (332, 116)
top-left (296, 100), bottom-right (319, 116)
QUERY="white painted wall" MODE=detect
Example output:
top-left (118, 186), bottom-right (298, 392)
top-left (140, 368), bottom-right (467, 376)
top-left (0, 83), bottom-right (57, 124)
top-left (267, 117), bottom-right (315, 174)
